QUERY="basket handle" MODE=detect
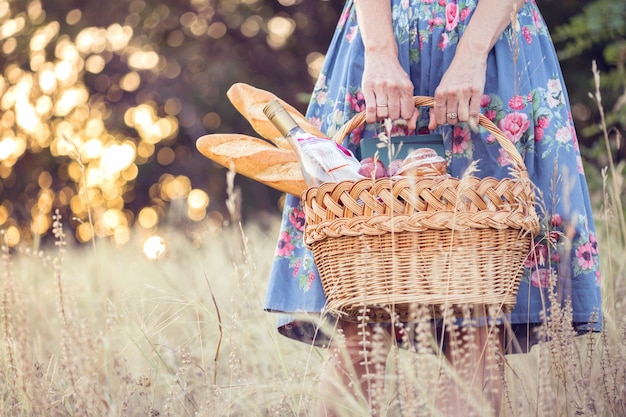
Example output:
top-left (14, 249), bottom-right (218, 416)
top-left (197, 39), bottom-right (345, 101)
top-left (331, 95), bottom-right (527, 174)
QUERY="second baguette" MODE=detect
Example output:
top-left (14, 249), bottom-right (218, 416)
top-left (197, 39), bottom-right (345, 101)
top-left (226, 83), bottom-right (325, 150)
top-left (196, 133), bottom-right (307, 196)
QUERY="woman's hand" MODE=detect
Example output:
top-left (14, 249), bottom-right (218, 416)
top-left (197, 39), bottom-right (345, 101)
top-left (428, 51), bottom-right (486, 131)
top-left (354, 0), bottom-right (418, 131)
top-left (428, 0), bottom-right (525, 131)
top-left (362, 52), bottom-right (419, 131)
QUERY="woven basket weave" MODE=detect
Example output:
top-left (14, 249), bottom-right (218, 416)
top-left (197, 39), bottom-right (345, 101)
top-left (302, 96), bottom-right (540, 322)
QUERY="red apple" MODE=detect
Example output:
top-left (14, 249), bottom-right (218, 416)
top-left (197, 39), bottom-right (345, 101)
top-left (387, 159), bottom-right (404, 177)
top-left (358, 158), bottom-right (387, 179)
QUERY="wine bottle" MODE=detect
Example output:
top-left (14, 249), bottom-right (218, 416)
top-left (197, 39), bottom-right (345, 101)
top-left (262, 99), bottom-right (363, 187)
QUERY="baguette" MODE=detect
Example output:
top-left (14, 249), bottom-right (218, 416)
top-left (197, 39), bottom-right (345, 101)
top-left (226, 83), bottom-right (325, 149)
top-left (196, 133), bottom-right (307, 196)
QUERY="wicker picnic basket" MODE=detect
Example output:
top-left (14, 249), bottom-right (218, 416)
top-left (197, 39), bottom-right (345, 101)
top-left (302, 96), bottom-right (541, 322)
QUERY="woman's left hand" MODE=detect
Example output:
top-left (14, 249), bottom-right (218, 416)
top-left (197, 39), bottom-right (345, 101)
top-left (428, 49), bottom-right (487, 131)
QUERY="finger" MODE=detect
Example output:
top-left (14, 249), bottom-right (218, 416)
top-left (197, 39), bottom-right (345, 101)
top-left (456, 100), bottom-right (470, 124)
top-left (407, 108), bottom-right (419, 132)
top-left (376, 102), bottom-right (390, 119)
top-left (363, 88), bottom-right (377, 124)
top-left (399, 94), bottom-right (415, 122)
top-left (428, 109), bottom-right (438, 131)
top-left (433, 90), bottom-right (449, 126)
top-left (445, 96), bottom-right (459, 125)
top-left (386, 95), bottom-right (401, 120)
top-left (468, 94), bottom-right (482, 132)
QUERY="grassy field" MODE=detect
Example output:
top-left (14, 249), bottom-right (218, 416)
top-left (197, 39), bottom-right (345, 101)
top-left (1, 171), bottom-right (624, 417)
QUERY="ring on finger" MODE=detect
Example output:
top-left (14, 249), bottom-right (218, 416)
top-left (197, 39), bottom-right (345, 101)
top-left (446, 112), bottom-right (458, 119)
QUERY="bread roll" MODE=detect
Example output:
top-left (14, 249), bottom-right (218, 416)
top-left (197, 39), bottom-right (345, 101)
top-left (398, 147), bottom-right (447, 177)
top-left (196, 133), bottom-right (307, 196)
top-left (402, 147), bottom-right (439, 164)
top-left (226, 83), bottom-right (326, 150)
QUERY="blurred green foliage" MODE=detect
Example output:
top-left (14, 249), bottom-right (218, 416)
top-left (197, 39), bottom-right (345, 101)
top-left (550, 0), bottom-right (626, 167)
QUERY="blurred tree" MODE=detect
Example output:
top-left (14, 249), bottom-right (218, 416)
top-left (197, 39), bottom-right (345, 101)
top-left (549, 0), bottom-right (626, 167)
top-left (0, 0), bottom-right (341, 246)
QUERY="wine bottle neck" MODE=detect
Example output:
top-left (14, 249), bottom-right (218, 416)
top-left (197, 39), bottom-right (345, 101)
top-left (263, 100), bottom-right (300, 138)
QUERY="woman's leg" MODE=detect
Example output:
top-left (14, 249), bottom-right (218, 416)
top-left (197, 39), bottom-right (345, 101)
top-left (441, 315), bottom-right (505, 417)
top-left (316, 319), bottom-right (393, 417)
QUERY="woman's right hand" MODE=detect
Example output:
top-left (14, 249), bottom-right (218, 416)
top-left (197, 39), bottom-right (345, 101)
top-left (362, 52), bottom-right (419, 131)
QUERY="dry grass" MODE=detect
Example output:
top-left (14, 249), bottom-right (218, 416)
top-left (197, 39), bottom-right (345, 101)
top-left (0, 185), bottom-right (624, 416)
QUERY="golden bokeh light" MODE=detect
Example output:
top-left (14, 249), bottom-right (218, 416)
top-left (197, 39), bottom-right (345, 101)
top-left (128, 50), bottom-right (160, 71)
top-left (156, 147), bottom-right (175, 165)
top-left (3, 225), bottom-right (21, 247)
top-left (306, 51), bottom-right (324, 79)
top-left (138, 207), bottom-right (159, 229)
top-left (85, 55), bottom-right (106, 74)
top-left (0, 206), bottom-right (8, 226)
top-left (159, 174), bottom-right (191, 201)
top-left (143, 234), bottom-right (166, 260)
top-left (187, 207), bottom-right (206, 222)
top-left (266, 16), bottom-right (295, 49)
top-left (120, 71), bottom-right (141, 92)
top-left (65, 9), bottom-right (82, 26)
top-left (1, 0), bottom-right (334, 245)
top-left (76, 222), bottom-right (94, 243)
top-left (187, 188), bottom-right (209, 210)
top-left (1, 16), bottom-right (26, 39)
top-left (241, 15), bottom-right (263, 37)
top-left (106, 24), bottom-right (133, 52)
top-left (207, 22), bottom-right (227, 39)
top-left (101, 142), bottom-right (135, 178)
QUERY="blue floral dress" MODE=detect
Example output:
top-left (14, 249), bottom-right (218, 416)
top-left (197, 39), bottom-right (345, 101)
top-left (264, 0), bottom-right (602, 349)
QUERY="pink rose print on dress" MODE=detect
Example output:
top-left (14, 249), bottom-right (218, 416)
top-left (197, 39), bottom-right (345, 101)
top-left (459, 7), bottom-right (470, 22)
top-left (522, 27), bottom-right (532, 44)
top-left (534, 115), bottom-right (549, 142)
top-left (445, 3), bottom-right (459, 31)
top-left (532, 9), bottom-right (543, 30)
top-left (289, 207), bottom-right (306, 231)
top-left (531, 268), bottom-right (552, 288)
top-left (438, 32), bottom-right (449, 50)
top-left (338, 8), bottom-right (350, 26)
top-left (316, 91), bottom-right (327, 106)
top-left (428, 16), bottom-right (444, 31)
top-left (309, 117), bottom-right (322, 130)
top-left (480, 94), bottom-right (491, 107)
top-left (485, 109), bottom-right (497, 121)
top-left (497, 147), bottom-right (513, 166)
top-left (576, 242), bottom-right (595, 271)
top-left (346, 91), bottom-right (366, 112)
top-left (589, 233), bottom-right (599, 255)
top-left (508, 95), bottom-right (527, 111)
top-left (555, 126), bottom-right (571, 144)
top-left (276, 231), bottom-right (295, 257)
top-left (498, 112), bottom-right (530, 143)
top-left (537, 115), bottom-right (550, 129)
top-left (525, 242), bottom-right (548, 268)
top-left (346, 24), bottom-right (358, 43)
top-left (292, 258), bottom-right (301, 277)
top-left (451, 126), bottom-right (470, 154)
